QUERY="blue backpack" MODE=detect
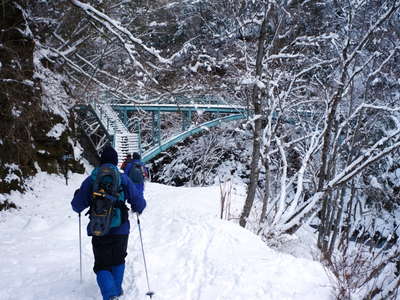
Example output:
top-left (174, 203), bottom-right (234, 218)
top-left (88, 164), bottom-right (125, 236)
top-left (128, 162), bottom-right (145, 184)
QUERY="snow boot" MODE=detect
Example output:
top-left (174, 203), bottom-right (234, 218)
top-left (111, 263), bottom-right (125, 296)
top-left (96, 270), bottom-right (119, 300)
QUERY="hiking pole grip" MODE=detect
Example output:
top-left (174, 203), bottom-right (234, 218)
top-left (79, 212), bottom-right (83, 283)
top-left (136, 213), bottom-right (154, 298)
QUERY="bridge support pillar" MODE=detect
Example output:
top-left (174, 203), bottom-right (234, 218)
top-left (135, 119), bottom-right (142, 154)
top-left (152, 110), bottom-right (161, 146)
top-left (182, 110), bottom-right (192, 131)
top-left (111, 134), bottom-right (115, 147)
top-left (121, 109), bottom-right (128, 128)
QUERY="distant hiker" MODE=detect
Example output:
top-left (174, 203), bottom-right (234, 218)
top-left (130, 152), bottom-right (149, 181)
top-left (71, 145), bottom-right (146, 300)
top-left (124, 152), bottom-right (149, 193)
top-left (120, 154), bottom-right (132, 171)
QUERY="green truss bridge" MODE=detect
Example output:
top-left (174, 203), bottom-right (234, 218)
top-left (74, 100), bottom-right (248, 165)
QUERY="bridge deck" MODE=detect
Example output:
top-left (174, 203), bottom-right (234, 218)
top-left (111, 103), bottom-right (247, 113)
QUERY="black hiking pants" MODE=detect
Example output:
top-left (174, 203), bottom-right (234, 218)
top-left (92, 234), bottom-right (128, 273)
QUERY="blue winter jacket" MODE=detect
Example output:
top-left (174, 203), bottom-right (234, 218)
top-left (124, 159), bottom-right (146, 193)
top-left (71, 167), bottom-right (146, 236)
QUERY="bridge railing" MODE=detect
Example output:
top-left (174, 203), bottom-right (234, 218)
top-left (101, 92), bottom-right (237, 106)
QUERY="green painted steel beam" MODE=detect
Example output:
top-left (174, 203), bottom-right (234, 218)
top-left (152, 110), bottom-right (161, 146)
top-left (142, 114), bottom-right (245, 163)
top-left (111, 104), bottom-right (247, 114)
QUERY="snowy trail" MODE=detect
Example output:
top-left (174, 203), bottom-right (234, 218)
top-left (139, 184), bottom-right (333, 300)
top-left (0, 172), bottom-right (334, 300)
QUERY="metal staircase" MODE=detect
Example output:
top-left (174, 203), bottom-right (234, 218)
top-left (114, 134), bottom-right (139, 166)
top-left (92, 103), bottom-right (139, 166)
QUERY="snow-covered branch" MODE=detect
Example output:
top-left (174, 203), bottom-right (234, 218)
top-left (328, 130), bottom-right (400, 189)
top-left (344, 2), bottom-right (400, 68)
top-left (69, 0), bottom-right (170, 64)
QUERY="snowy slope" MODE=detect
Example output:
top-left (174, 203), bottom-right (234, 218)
top-left (0, 172), bottom-right (334, 300)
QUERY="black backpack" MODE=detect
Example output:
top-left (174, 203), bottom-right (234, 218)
top-left (128, 162), bottom-right (144, 184)
top-left (88, 164), bottom-right (125, 237)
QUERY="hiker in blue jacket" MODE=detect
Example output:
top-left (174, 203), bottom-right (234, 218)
top-left (71, 146), bottom-right (146, 300)
top-left (124, 152), bottom-right (148, 193)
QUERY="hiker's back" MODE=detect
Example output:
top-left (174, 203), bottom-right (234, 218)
top-left (128, 161), bottom-right (145, 185)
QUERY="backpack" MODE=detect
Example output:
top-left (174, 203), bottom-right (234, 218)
top-left (128, 162), bottom-right (144, 184)
top-left (88, 164), bottom-right (126, 237)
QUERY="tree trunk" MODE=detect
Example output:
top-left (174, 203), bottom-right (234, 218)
top-left (239, 9), bottom-right (270, 228)
top-left (259, 157), bottom-right (271, 225)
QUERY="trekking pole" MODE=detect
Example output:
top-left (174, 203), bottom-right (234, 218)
top-left (136, 213), bottom-right (154, 299)
top-left (79, 212), bottom-right (83, 283)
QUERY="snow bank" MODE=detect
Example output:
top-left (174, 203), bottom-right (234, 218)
top-left (0, 172), bottom-right (334, 300)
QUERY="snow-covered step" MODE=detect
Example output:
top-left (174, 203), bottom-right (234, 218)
top-left (90, 103), bottom-right (141, 166)
top-left (114, 133), bottom-right (140, 167)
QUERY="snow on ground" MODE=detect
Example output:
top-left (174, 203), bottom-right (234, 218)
top-left (0, 171), bottom-right (334, 300)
